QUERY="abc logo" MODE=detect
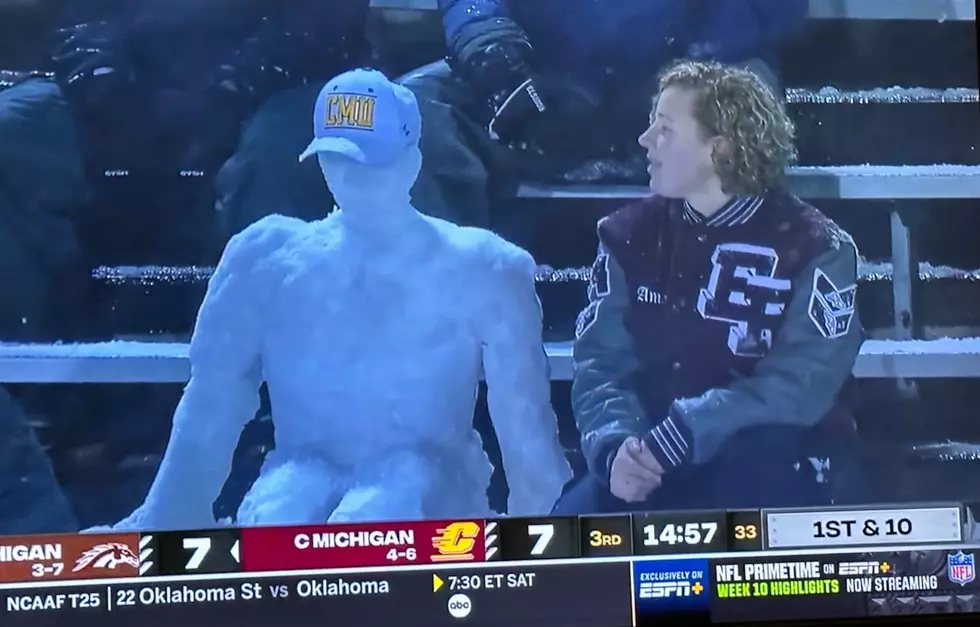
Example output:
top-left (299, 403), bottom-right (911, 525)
top-left (447, 594), bottom-right (472, 618)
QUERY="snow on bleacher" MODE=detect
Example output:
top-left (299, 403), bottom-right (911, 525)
top-left (368, 0), bottom-right (977, 21)
top-left (785, 87), bottom-right (978, 104)
top-left (518, 164), bottom-right (980, 199)
top-left (90, 260), bottom-right (980, 285)
top-left (0, 337), bottom-right (978, 383)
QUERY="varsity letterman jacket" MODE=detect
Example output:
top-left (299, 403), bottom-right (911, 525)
top-left (572, 190), bottom-right (864, 483)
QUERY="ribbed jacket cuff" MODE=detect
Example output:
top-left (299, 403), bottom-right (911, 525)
top-left (643, 413), bottom-right (692, 471)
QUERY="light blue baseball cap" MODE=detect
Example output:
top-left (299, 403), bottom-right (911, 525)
top-left (298, 69), bottom-right (421, 165)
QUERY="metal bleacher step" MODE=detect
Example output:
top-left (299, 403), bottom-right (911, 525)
top-left (87, 258), bottom-right (980, 285)
top-left (0, 338), bottom-right (979, 383)
top-left (5, 257), bottom-right (979, 383)
top-left (369, 0), bottom-right (977, 21)
top-left (806, 0), bottom-right (975, 20)
top-left (518, 165), bottom-right (980, 200)
top-left (61, 260), bottom-right (980, 383)
top-left (784, 86), bottom-right (978, 105)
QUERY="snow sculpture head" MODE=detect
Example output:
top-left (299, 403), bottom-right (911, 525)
top-left (316, 147), bottom-right (421, 215)
top-left (300, 69), bottom-right (422, 219)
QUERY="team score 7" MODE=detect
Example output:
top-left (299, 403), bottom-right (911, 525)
top-left (385, 548), bottom-right (418, 562)
top-left (183, 537), bottom-right (212, 569)
top-left (644, 522), bottom-right (718, 547)
top-left (31, 563), bottom-right (64, 577)
top-left (527, 524), bottom-right (556, 556)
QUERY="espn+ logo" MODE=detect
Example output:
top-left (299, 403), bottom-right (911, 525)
top-left (638, 571), bottom-right (705, 599)
top-left (838, 561), bottom-right (882, 576)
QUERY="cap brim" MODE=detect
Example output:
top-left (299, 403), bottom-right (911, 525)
top-left (298, 138), bottom-right (368, 163)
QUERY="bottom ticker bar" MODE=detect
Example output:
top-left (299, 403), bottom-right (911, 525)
top-left (0, 561), bottom-right (630, 627)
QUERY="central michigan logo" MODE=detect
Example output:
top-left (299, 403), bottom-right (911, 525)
top-left (431, 522), bottom-right (481, 562)
top-left (325, 94), bottom-right (376, 130)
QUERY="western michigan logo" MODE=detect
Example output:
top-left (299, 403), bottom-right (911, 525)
top-left (325, 94), bottom-right (376, 130)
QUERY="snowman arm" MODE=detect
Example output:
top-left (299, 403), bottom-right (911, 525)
top-left (136, 217), bottom-right (295, 528)
top-left (480, 244), bottom-right (571, 516)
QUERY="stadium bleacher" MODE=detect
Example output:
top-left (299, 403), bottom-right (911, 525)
top-left (0, 0), bottom-right (977, 388)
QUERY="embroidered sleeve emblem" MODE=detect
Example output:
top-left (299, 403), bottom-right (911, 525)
top-left (807, 268), bottom-right (857, 339)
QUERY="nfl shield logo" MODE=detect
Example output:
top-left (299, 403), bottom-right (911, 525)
top-left (947, 551), bottom-right (976, 586)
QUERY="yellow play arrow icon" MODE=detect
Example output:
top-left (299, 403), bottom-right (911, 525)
top-left (432, 574), bottom-right (444, 593)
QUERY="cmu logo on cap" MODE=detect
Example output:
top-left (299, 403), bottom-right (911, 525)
top-left (325, 94), bottom-right (376, 130)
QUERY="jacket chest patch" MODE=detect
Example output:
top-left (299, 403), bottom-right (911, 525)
top-left (695, 243), bottom-right (793, 356)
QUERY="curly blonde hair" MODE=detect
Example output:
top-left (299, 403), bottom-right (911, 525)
top-left (656, 60), bottom-right (797, 195)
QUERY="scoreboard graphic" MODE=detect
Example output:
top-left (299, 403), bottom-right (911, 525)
top-left (0, 503), bottom-right (976, 626)
top-left (0, 502), bottom-right (963, 583)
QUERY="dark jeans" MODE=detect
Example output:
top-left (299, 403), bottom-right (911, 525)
top-left (553, 427), bottom-right (828, 515)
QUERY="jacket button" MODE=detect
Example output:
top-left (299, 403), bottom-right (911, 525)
top-left (673, 362), bottom-right (682, 370)
top-left (697, 234), bottom-right (707, 242)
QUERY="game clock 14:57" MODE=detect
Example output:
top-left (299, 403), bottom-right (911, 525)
top-left (633, 512), bottom-right (727, 555)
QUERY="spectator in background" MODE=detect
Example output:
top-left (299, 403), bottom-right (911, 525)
top-left (194, 1), bottom-right (810, 237)
top-left (0, 0), bottom-right (370, 530)
top-left (44, 0), bottom-right (371, 269)
top-left (398, 0), bottom-right (810, 229)
top-left (0, 0), bottom-right (86, 342)
top-left (209, 0), bottom-right (372, 239)
top-left (0, 0), bottom-right (79, 536)
top-left (2, 0), bottom-right (372, 339)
